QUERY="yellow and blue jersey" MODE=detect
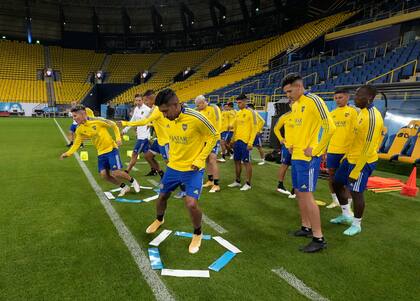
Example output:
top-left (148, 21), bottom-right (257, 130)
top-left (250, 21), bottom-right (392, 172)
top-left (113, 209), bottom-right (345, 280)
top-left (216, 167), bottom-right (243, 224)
top-left (233, 108), bottom-right (257, 146)
top-left (221, 110), bottom-right (236, 132)
top-left (65, 117), bottom-right (121, 156)
top-left (291, 92), bottom-right (336, 161)
top-left (255, 112), bottom-right (265, 133)
top-left (346, 104), bottom-right (384, 179)
top-left (274, 111), bottom-right (294, 148)
top-left (166, 107), bottom-right (219, 171)
top-left (327, 105), bottom-right (358, 154)
top-left (199, 104), bottom-right (222, 135)
top-left (122, 105), bottom-right (169, 146)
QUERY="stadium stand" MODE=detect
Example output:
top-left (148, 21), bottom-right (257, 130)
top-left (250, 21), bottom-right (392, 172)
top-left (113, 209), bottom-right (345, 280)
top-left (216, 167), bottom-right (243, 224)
top-left (0, 40), bottom-right (44, 80)
top-left (209, 39), bottom-right (420, 100)
top-left (53, 82), bottom-right (92, 104)
top-left (0, 79), bottom-right (47, 103)
top-left (0, 40), bottom-right (47, 103)
top-left (50, 47), bottom-right (105, 82)
top-left (111, 48), bottom-right (217, 104)
top-left (170, 11), bottom-right (356, 102)
top-left (106, 53), bottom-right (162, 83)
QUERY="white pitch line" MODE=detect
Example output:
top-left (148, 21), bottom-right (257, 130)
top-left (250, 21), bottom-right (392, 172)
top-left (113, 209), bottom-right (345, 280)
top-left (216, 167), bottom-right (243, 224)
top-left (272, 267), bottom-right (329, 301)
top-left (146, 178), bottom-right (227, 234)
top-left (148, 179), bottom-right (160, 187)
top-left (54, 119), bottom-right (174, 301)
top-left (125, 162), bottom-right (139, 171)
top-left (202, 214), bottom-right (227, 234)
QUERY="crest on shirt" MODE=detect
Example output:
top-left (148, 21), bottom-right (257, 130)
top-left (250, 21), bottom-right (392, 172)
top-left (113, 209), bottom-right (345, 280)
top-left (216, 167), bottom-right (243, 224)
top-left (359, 118), bottom-right (363, 124)
top-left (182, 124), bottom-right (188, 131)
top-left (301, 106), bottom-right (305, 112)
top-left (92, 126), bottom-right (96, 130)
top-left (345, 113), bottom-right (349, 117)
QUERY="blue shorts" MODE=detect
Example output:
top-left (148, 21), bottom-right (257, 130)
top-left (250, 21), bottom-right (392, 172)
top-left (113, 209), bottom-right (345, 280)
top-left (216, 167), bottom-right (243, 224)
top-left (69, 123), bottom-right (78, 133)
top-left (326, 153), bottom-right (345, 169)
top-left (221, 131), bottom-right (233, 142)
top-left (133, 139), bottom-right (150, 154)
top-left (281, 147), bottom-right (291, 165)
top-left (253, 134), bottom-right (263, 147)
top-left (212, 140), bottom-right (221, 154)
top-left (160, 167), bottom-right (204, 200)
top-left (233, 140), bottom-right (250, 163)
top-left (150, 140), bottom-right (169, 160)
top-left (97, 148), bottom-right (123, 173)
top-left (334, 159), bottom-right (377, 192)
top-left (291, 157), bottom-right (321, 192)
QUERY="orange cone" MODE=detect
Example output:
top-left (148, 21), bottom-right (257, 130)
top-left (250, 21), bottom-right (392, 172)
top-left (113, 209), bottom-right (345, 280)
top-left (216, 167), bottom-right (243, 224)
top-left (401, 167), bottom-right (419, 197)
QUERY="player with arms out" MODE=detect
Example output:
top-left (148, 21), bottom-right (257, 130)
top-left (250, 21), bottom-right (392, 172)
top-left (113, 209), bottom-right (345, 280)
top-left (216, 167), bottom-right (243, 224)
top-left (60, 105), bottom-right (140, 197)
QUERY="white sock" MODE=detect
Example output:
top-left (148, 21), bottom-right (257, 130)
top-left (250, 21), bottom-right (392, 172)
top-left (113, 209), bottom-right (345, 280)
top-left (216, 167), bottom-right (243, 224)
top-left (341, 204), bottom-right (352, 217)
top-left (331, 193), bottom-right (339, 203)
top-left (348, 198), bottom-right (353, 207)
top-left (352, 217), bottom-right (362, 227)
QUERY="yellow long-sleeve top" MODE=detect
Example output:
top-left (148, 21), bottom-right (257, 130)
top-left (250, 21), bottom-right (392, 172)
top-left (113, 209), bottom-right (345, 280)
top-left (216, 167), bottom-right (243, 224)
top-left (65, 117), bottom-right (121, 156)
top-left (273, 111), bottom-right (294, 148)
top-left (167, 107), bottom-right (219, 171)
top-left (199, 104), bottom-right (222, 135)
top-left (327, 105), bottom-right (358, 154)
top-left (86, 107), bottom-right (94, 118)
top-left (121, 105), bottom-right (169, 145)
top-left (346, 104), bottom-right (384, 179)
top-left (221, 110), bottom-right (236, 132)
top-left (220, 110), bottom-right (236, 132)
top-left (232, 107), bottom-right (258, 146)
top-left (255, 112), bottom-right (265, 133)
top-left (291, 92), bottom-right (336, 161)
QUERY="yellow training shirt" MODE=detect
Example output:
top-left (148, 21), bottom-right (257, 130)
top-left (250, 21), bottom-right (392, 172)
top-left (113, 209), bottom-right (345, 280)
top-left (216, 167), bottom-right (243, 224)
top-left (327, 105), bottom-right (358, 154)
top-left (65, 117), bottom-right (120, 156)
top-left (273, 111), bottom-right (294, 148)
top-left (346, 105), bottom-right (384, 179)
top-left (167, 107), bottom-right (219, 171)
top-left (85, 107), bottom-right (94, 118)
top-left (291, 92), bottom-right (336, 161)
top-left (255, 112), bottom-right (265, 133)
top-left (122, 105), bottom-right (169, 145)
top-left (199, 104), bottom-right (222, 133)
top-left (232, 108), bottom-right (257, 146)
top-left (221, 110), bottom-right (236, 132)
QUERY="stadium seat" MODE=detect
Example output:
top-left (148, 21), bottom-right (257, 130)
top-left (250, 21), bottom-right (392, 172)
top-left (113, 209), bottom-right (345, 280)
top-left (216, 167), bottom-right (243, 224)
top-left (378, 127), bottom-right (413, 160)
top-left (398, 131), bottom-right (420, 164)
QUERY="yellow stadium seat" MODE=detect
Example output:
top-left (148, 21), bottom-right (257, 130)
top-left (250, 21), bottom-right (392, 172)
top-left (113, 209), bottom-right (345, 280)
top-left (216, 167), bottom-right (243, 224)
top-left (378, 127), bottom-right (413, 160)
top-left (398, 132), bottom-right (420, 164)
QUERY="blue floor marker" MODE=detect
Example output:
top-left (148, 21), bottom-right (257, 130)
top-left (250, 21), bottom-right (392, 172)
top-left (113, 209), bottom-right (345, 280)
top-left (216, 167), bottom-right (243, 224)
top-left (114, 198), bottom-right (143, 203)
top-left (174, 231), bottom-right (211, 240)
top-left (209, 251), bottom-right (236, 272)
top-left (148, 248), bottom-right (163, 270)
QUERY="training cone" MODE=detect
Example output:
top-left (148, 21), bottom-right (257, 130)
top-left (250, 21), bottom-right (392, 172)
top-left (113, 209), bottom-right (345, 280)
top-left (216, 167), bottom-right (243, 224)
top-left (80, 151), bottom-right (89, 161)
top-left (127, 150), bottom-right (133, 158)
top-left (401, 167), bottom-right (418, 197)
top-left (123, 135), bottom-right (130, 141)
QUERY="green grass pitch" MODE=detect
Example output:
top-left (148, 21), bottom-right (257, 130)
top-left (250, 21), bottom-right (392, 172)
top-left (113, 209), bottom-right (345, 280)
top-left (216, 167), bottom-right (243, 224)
top-left (1, 117), bottom-right (419, 300)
